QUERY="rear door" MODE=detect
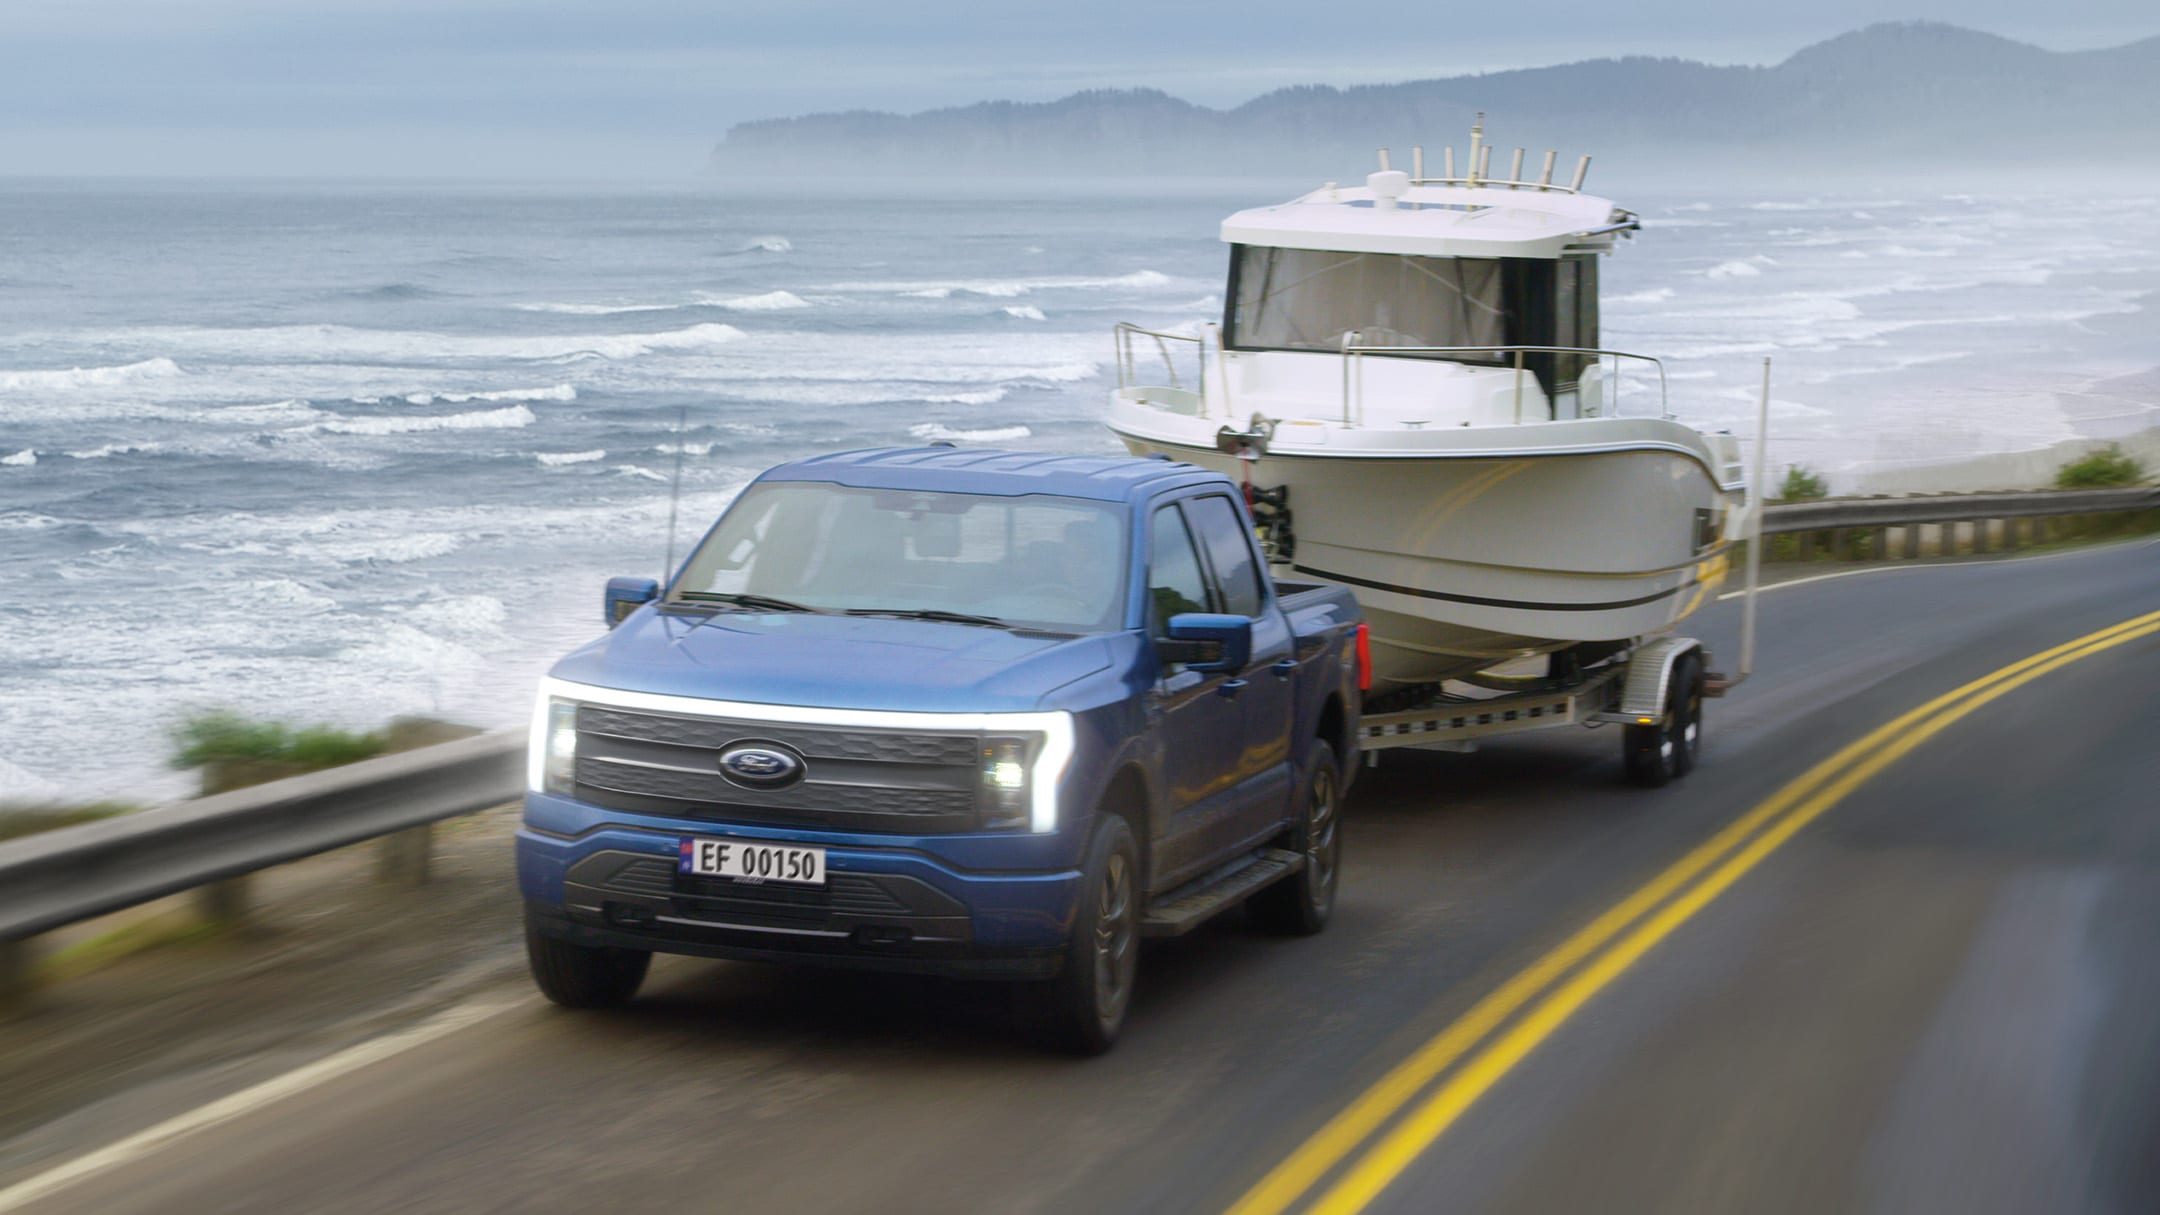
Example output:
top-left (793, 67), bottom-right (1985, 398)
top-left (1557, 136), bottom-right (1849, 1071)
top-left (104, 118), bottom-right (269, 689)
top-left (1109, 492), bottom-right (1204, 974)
top-left (1182, 494), bottom-right (1297, 843)
top-left (1143, 500), bottom-right (1247, 887)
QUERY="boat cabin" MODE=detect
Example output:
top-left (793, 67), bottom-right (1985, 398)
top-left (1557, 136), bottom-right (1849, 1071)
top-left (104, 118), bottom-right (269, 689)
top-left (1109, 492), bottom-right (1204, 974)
top-left (1205, 159), bottom-right (1642, 428)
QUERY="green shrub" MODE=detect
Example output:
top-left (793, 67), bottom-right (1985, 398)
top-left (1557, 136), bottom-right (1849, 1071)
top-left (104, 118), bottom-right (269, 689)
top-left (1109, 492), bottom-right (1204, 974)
top-left (1777, 464), bottom-right (1828, 502)
top-left (169, 710), bottom-right (385, 772)
top-left (2054, 445), bottom-right (2146, 489)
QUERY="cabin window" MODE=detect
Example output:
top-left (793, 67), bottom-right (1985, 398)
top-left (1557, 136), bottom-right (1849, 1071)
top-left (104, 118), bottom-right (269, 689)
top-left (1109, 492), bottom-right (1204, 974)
top-left (1225, 245), bottom-right (1505, 360)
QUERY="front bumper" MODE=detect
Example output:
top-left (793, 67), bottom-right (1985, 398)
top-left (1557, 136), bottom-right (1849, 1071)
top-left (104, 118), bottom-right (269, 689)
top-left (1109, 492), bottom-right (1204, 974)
top-left (517, 804), bottom-right (1082, 980)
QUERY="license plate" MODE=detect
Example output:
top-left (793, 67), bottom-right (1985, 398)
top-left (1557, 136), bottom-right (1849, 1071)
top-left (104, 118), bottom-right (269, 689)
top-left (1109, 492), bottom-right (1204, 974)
top-left (678, 837), bottom-right (826, 887)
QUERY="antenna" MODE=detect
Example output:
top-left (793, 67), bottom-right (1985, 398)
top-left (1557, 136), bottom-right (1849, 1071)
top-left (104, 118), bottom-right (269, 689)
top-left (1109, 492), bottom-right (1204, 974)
top-left (1412, 145), bottom-right (1424, 180)
top-left (662, 404), bottom-right (689, 587)
top-left (1570, 154), bottom-right (1593, 192)
top-left (1467, 113), bottom-right (1484, 186)
top-left (1477, 144), bottom-right (1493, 181)
top-left (1443, 146), bottom-right (1455, 178)
top-left (1538, 150), bottom-right (1557, 190)
top-left (1376, 148), bottom-right (1391, 171)
top-left (1508, 148), bottom-right (1525, 187)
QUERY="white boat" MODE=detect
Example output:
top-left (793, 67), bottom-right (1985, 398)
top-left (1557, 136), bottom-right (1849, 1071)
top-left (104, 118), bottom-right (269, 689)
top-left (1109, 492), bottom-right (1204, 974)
top-left (1106, 121), bottom-right (1751, 689)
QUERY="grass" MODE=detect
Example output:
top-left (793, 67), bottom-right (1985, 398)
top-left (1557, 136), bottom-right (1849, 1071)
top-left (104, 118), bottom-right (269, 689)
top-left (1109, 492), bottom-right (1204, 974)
top-left (169, 710), bottom-right (387, 773)
top-left (2055, 444), bottom-right (2148, 490)
top-left (0, 800), bottom-right (139, 843)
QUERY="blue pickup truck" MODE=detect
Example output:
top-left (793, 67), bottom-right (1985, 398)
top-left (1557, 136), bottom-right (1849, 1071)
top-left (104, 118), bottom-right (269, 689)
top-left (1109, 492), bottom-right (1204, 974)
top-left (518, 448), bottom-right (1364, 1052)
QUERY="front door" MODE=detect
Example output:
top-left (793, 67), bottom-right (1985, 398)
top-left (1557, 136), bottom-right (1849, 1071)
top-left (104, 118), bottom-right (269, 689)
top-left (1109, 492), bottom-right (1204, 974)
top-left (1145, 501), bottom-right (1245, 888)
top-left (1183, 494), bottom-right (1296, 841)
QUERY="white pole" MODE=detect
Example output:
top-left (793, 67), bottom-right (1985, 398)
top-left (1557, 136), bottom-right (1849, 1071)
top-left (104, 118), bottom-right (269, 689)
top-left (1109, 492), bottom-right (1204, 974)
top-left (1739, 357), bottom-right (1771, 681)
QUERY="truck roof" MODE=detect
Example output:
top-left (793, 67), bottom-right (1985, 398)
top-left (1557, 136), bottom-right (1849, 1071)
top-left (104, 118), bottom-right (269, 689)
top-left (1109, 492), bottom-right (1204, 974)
top-left (762, 447), bottom-right (1227, 503)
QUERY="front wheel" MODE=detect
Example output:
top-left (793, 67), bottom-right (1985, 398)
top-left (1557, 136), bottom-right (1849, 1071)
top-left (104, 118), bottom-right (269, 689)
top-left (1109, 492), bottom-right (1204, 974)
top-left (1249, 740), bottom-right (1343, 936)
top-left (1025, 814), bottom-right (1140, 1055)
top-left (526, 918), bottom-right (651, 1009)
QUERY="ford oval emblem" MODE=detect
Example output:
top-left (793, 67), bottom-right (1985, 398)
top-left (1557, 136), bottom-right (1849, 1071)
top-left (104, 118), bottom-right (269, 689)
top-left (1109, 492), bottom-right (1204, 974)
top-left (717, 741), bottom-right (806, 790)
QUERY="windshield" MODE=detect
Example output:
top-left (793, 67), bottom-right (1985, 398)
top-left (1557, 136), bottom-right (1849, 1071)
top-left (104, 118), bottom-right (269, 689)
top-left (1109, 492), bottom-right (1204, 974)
top-left (1228, 244), bottom-right (1506, 359)
top-left (671, 482), bottom-right (1128, 633)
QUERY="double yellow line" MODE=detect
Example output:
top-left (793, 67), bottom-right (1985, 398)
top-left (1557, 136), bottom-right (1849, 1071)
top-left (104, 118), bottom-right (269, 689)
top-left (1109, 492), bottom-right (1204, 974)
top-left (1229, 606), bottom-right (2160, 1215)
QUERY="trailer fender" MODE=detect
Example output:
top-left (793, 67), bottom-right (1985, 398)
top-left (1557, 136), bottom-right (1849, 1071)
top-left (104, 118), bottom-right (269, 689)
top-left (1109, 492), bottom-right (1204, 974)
top-left (1614, 637), bottom-right (1704, 724)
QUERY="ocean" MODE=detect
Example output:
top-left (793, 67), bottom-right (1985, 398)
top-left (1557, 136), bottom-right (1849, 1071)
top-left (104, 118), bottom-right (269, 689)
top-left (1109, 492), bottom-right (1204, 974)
top-left (2, 177), bottom-right (2156, 797)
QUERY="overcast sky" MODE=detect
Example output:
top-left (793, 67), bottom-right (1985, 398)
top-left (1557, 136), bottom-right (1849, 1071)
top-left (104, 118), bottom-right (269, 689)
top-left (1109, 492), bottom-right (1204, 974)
top-left (0, 0), bottom-right (2151, 177)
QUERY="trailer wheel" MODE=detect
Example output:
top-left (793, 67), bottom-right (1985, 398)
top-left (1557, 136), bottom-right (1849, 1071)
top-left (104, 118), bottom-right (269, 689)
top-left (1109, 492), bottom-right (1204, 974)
top-left (1624, 651), bottom-right (1703, 788)
top-left (1670, 651), bottom-right (1705, 778)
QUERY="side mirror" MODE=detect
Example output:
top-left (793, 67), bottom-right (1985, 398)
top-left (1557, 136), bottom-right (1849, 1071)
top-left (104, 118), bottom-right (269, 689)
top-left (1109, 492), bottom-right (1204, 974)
top-left (1158, 612), bottom-right (1251, 673)
top-left (604, 576), bottom-right (660, 628)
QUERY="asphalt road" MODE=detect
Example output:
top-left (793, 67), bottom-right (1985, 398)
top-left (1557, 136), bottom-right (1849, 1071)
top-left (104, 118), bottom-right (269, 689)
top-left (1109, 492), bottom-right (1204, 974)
top-left (10, 540), bottom-right (2160, 1215)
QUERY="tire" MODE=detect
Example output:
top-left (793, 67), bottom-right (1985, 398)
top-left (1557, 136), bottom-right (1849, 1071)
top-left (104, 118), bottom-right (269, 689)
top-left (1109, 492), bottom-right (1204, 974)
top-left (1026, 814), bottom-right (1140, 1055)
top-left (1670, 652), bottom-right (1705, 778)
top-left (1623, 650), bottom-right (1703, 788)
top-left (525, 917), bottom-right (651, 1009)
top-left (1249, 740), bottom-right (1343, 936)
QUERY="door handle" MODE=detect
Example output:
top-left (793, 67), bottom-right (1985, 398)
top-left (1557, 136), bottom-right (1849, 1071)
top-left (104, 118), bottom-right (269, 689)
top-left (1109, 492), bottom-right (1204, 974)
top-left (1216, 679), bottom-right (1248, 699)
top-left (1271, 658), bottom-right (1299, 678)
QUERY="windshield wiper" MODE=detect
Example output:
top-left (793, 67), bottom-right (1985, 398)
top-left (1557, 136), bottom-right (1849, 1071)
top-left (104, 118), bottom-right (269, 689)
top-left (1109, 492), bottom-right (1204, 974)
top-left (843, 607), bottom-right (1010, 628)
top-left (672, 591), bottom-right (825, 614)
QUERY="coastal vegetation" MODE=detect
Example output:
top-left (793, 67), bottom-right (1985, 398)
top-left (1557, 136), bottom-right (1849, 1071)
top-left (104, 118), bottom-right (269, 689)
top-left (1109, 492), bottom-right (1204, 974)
top-left (2054, 445), bottom-right (2147, 489)
top-left (0, 801), bottom-right (139, 843)
top-left (169, 710), bottom-right (388, 775)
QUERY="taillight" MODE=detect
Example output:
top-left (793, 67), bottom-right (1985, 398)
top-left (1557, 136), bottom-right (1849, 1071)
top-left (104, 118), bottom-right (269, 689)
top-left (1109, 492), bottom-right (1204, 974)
top-left (1354, 623), bottom-right (1372, 692)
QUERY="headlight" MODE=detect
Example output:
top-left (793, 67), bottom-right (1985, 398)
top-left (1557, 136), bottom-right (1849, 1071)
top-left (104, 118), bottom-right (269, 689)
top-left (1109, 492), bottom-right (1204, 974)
top-left (528, 694), bottom-right (579, 793)
top-left (979, 735), bottom-right (1036, 830)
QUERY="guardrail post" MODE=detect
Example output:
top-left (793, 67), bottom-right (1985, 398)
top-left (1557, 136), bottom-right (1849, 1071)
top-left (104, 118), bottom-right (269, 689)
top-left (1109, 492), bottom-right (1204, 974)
top-left (1902, 524), bottom-right (1921, 560)
top-left (1831, 528), bottom-right (1850, 561)
top-left (195, 876), bottom-right (251, 929)
top-left (0, 936), bottom-right (33, 1008)
top-left (1971, 519), bottom-right (1990, 555)
top-left (1796, 531), bottom-right (1816, 562)
top-left (376, 822), bottom-right (434, 886)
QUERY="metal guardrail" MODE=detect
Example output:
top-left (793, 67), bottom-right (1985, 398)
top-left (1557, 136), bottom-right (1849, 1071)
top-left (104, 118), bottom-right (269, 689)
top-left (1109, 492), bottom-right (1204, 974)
top-left (0, 729), bottom-right (523, 994)
top-left (1760, 487), bottom-right (2160, 534)
top-left (1, 485), bottom-right (2154, 996)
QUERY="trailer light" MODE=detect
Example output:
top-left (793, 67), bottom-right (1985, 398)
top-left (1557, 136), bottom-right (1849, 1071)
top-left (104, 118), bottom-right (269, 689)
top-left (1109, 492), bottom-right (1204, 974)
top-left (1636, 716), bottom-right (1655, 725)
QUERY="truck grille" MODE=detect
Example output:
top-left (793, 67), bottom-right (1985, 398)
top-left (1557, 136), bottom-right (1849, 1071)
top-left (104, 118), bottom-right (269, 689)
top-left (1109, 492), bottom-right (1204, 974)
top-left (569, 704), bottom-right (983, 834)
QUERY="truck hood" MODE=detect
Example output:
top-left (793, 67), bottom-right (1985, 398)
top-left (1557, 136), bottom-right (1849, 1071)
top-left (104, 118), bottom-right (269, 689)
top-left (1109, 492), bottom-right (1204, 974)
top-left (548, 608), bottom-right (1116, 714)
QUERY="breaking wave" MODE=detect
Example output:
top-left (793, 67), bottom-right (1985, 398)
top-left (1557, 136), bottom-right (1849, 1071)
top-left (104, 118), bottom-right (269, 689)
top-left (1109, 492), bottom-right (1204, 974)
top-left (1002, 305), bottom-right (1047, 321)
top-left (67, 323), bottom-right (744, 364)
top-left (536, 449), bottom-right (606, 466)
top-left (306, 404), bottom-right (538, 436)
top-left (909, 423), bottom-right (1033, 443)
top-left (830, 270), bottom-right (1173, 298)
top-left (0, 358), bottom-right (183, 392)
top-left (697, 290), bottom-right (810, 312)
top-left (398, 385), bottom-right (576, 406)
top-left (1, 450), bottom-right (36, 467)
top-left (738, 235), bottom-right (793, 253)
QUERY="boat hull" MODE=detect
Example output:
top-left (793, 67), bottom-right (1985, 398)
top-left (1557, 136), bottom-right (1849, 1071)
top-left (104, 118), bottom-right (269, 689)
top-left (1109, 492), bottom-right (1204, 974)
top-left (1111, 419), bottom-right (1739, 687)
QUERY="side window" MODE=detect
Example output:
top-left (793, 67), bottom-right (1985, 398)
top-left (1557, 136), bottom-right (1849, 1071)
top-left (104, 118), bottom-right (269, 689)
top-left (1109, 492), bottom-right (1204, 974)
top-left (1186, 495), bottom-right (1265, 618)
top-left (1148, 505), bottom-right (1211, 636)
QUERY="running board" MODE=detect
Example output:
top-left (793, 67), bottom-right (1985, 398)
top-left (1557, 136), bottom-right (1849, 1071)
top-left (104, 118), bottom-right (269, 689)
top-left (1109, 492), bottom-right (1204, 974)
top-left (1140, 848), bottom-right (1304, 938)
